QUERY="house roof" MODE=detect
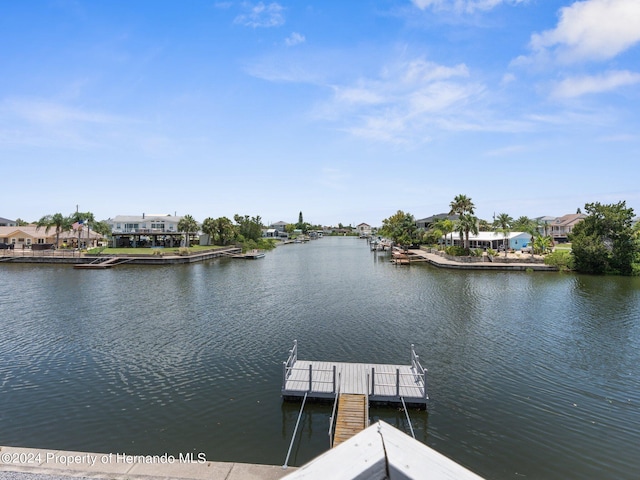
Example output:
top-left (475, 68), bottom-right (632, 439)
top-left (0, 217), bottom-right (16, 224)
top-left (552, 213), bottom-right (586, 227)
top-left (357, 223), bottom-right (371, 228)
top-left (0, 226), bottom-right (50, 238)
top-left (416, 213), bottom-right (459, 224)
top-left (271, 221), bottom-right (288, 226)
top-left (282, 420), bottom-right (483, 480)
top-left (0, 225), bottom-right (102, 240)
top-left (108, 215), bottom-right (183, 223)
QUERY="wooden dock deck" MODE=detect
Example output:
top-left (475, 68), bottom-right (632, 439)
top-left (281, 341), bottom-right (428, 408)
top-left (333, 394), bottom-right (367, 447)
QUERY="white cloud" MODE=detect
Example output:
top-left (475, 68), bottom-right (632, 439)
top-left (285, 32), bottom-right (305, 47)
top-left (234, 2), bottom-right (284, 28)
top-left (412, 0), bottom-right (527, 14)
top-left (551, 70), bottom-right (640, 98)
top-left (316, 58), bottom-right (488, 143)
top-left (527, 0), bottom-right (640, 64)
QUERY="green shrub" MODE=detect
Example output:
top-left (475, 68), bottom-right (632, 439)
top-left (487, 248), bottom-right (497, 257)
top-left (544, 251), bottom-right (574, 271)
top-left (445, 246), bottom-right (468, 257)
top-left (178, 247), bottom-right (191, 256)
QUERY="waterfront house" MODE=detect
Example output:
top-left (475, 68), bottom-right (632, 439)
top-left (0, 217), bottom-right (17, 227)
top-left (356, 223), bottom-right (372, 237)
top-left (416, 213), bottom-right (459, 230)
top-left (270, 221), bottom-right (288, 233)
top-left (106, 214), bottom-right (186, 247)
top-left (550, 213), bottom-right (586, 243)
top-left (447, 231), bottom-right (533, 251)
top-left (0, 225), bottom-right (52, 248)
top-left (0, 225), bottom-right (102, 249)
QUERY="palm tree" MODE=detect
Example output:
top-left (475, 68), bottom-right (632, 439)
top-left (449, 194), bottom-right (476, 252)
top-left (432, 218), bottom-right (454, 250)
top-left (534, 235), bottom-right (552, 255)
top-left (36, 213), bottom-right (72, 248)
top-left (177, 215), bottom-right (199, 247)
top-left (494, 213), bottom-right (513, 257)
top-left (201, 217), bottom-right (216, 246)
top-left (458, 214), bottom-right (479, 250)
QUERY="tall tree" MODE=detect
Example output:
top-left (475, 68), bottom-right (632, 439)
top-left (201, 217), bottom-right (217, 246)
top-left (233, 214), bottom-right (263, 242)
top-left (380, 210), bottom-right (418, 246)
top-left (458, 214), bottom-right (479, 250)
top-left (569, 201), bottom-right (638, 275)
top-left (449, 194), bottom-right (475, 251)
top-left (178, 214), bottom-right (199, 247)
top-left (36, 213), bottom-right (72, 248)
top-left (215, 217), bottom-right (236, 245)
top-left (494, 213), bottom-right (513, 257)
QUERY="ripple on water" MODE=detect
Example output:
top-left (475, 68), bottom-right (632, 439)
top-left (1, 241), bottom-right (639, 477)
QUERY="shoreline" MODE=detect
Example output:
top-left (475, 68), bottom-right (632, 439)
top-left (0, 247), bottom-right (241, 266)
top-left (405, 248), bottom-right (558, 271)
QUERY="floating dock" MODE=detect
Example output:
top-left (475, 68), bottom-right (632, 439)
top-left (281, 341), bottom-right (428, 408)
top-left (281, 341), bottom-right (428, 454)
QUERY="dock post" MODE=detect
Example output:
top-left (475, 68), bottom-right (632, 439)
top-left (424, 371), bottom-right (428, 399)
top-left (371, 367), bottom-right (375, 395)
top-left (282, 361), bottom-right (286, 390)
top-left (396, 368), bottom-right (400, 397)
top-left (332, 365), bottom-right (336, 393)
top-left (308, 364), bottom-right (313, 392)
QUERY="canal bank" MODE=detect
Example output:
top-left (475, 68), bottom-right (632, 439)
top-left (0, 247), bottom-right (241, 266)
top-left (404, 248), bottom-right (558, 271)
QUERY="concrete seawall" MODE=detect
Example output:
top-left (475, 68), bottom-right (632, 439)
top-left (407, 249), bottom-right (558, 271)
top-left (0, 247), bottom-right (242, 266)
top-left (0, 445), bottom-right (294, 479)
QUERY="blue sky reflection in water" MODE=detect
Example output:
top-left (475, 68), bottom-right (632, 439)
top-left (1, 238), bottom-right (640, 478)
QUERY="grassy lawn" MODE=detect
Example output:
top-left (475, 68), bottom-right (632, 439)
top-left (553, 243), bottom-right (572, 252)
top-left (91, 245), bottom-right (226, 255)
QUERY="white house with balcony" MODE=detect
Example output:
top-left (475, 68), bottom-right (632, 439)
top-left (105, 214), bottom-right (188, 248)
top-left (106, 214), bottom-right (183, 234)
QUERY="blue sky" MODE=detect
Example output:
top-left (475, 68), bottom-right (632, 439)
top-left (1, 0), bottom-right (639, 226)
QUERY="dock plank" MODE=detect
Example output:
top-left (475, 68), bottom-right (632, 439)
top-left (333, 394), bottom-right (367, 447)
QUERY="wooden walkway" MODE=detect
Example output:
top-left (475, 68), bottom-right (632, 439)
top-left (333, 394), bottom-right (367, 447)
top-left (281, 342), bottom-right (428, 408)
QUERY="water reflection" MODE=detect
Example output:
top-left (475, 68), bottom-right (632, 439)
top-left (1, 239), bottom-right (639, 478)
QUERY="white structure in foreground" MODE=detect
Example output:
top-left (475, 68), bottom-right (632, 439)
top-left (283, 420), bottom-right (484, 480)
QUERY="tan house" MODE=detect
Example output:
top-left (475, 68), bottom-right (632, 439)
top-left (0, 225), bottom-right (101, 249)
top-left (550, 213), bottom-right (586, 242)
top-left (0, 225), bottom-right (54, 248)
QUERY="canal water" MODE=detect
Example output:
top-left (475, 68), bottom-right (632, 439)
top-left (1, 237), bottom-right (639, 479)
